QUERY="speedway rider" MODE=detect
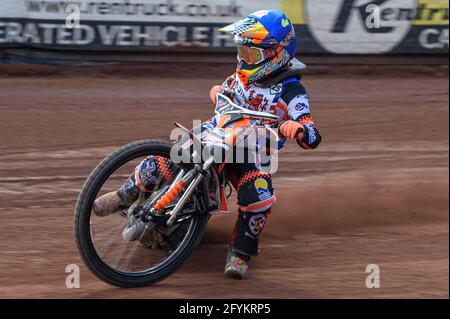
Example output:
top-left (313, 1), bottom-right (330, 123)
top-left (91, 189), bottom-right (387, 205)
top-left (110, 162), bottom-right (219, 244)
top-left (93, 10), bottom-right (321, 280)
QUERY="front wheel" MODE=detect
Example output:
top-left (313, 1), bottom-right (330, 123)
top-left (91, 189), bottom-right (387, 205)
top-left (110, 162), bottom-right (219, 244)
top-left (75, 140), bottom-right (209, 288)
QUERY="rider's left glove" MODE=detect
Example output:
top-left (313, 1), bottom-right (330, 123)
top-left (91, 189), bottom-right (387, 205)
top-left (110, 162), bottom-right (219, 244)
top-left (279, 120), bottom-right (305, 140)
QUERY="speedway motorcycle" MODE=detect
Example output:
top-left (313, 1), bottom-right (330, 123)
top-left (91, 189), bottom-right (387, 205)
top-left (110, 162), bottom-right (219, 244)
top-left (75, 93), bottom-right (280, 287)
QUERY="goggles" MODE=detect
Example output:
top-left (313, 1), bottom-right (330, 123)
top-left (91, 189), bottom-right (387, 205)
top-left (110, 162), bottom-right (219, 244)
top-left (237, 45), bottom-right (276, 65)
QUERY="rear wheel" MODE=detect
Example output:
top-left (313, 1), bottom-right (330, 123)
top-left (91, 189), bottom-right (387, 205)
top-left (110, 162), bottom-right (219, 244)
top-left (75, 140), bottom-right (209, 287)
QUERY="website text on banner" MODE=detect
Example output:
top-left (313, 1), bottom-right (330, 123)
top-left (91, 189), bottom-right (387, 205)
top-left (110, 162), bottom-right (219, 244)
top-left (0, 0), bottom-right (448, 54)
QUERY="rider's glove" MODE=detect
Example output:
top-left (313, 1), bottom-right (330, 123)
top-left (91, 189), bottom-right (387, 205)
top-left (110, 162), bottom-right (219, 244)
top-left (279, 120), bottom-right (305, 140)
top-left (210, 85), bottom-right (225, 104)
top-left (210, 84), bottom-right (235, 105)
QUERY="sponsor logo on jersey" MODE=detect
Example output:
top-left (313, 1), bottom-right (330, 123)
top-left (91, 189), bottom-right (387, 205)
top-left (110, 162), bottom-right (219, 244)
top-left (295, 101), bottom-right (308, 112)
top-left (270, 83), bottom-right (283, 95)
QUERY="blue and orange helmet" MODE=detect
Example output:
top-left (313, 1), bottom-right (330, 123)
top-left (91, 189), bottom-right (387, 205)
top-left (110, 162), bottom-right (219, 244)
top-left (220, 10), bottom-right (297, 85)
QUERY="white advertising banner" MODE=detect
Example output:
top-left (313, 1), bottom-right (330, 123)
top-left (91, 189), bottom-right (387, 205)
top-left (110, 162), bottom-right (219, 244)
top-left (1, 0), bottom-right (281, 23)
top-left (0, 0), bottom-right (448, 59)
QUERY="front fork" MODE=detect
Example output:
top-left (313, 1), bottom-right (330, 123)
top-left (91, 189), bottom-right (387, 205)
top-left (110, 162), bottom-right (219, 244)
top-left (145, 156), bottom-right (215, 227)
top-left (143, 123), bottom-right (279, 226)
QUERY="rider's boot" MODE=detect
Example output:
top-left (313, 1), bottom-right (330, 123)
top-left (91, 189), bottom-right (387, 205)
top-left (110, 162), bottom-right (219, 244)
top-left (224, 248), bottom-right (249, 279)
top-left (224, 207), bottom-right (273, 279)
top-left (92, 188), bottom-right (138, 217)
top-left (93, 167), bottom-right (144, 217)
top-left (93, 156), bottom-right (176, 217)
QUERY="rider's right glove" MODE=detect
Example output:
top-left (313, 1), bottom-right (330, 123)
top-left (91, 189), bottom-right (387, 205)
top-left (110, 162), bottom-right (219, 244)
top-left (279, 120), bottom-right (305, 140)
top-left (210, 85), bottom-right (236, 105)
top-left (210, 85), bottom-right (225, 105)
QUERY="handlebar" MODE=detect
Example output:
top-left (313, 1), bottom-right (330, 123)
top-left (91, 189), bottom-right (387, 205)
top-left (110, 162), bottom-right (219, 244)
top-left (215, 93), bottom-right (279, 123)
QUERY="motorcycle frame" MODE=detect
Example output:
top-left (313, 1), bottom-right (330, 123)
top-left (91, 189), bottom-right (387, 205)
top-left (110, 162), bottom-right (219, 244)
top-left (143, 94), bottom-right (280, 227)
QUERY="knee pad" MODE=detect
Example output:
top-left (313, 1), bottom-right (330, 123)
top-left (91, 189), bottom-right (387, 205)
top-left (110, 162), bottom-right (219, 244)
top-left (237, 173), bottom-right (275, 212)
top-left (132, 156), bottom-right (176, 193)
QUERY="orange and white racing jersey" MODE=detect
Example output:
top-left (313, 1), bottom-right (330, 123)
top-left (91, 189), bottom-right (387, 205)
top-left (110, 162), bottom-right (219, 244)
top-left (215, 73), bottom-right (322, 150)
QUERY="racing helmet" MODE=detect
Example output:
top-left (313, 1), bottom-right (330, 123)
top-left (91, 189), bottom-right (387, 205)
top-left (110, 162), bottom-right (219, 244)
top-left (219, 10), bottom-right (297, 85)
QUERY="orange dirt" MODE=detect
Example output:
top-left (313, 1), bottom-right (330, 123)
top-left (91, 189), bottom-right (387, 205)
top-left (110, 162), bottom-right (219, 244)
top-left (0, 61), bottom-right (448, 298)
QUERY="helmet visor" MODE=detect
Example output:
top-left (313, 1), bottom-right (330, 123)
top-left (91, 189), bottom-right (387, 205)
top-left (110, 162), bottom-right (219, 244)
top-left (237, 45), bottom-right (265, 65)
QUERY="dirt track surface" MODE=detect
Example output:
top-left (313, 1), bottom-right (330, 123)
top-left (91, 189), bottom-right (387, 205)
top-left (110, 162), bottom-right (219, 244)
top-left (0, 62), bottom-right (448, 298)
